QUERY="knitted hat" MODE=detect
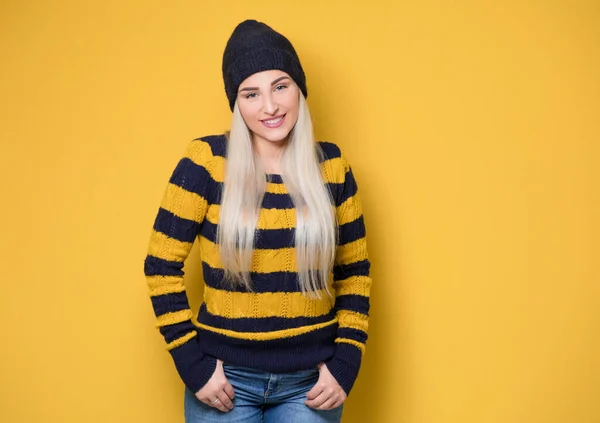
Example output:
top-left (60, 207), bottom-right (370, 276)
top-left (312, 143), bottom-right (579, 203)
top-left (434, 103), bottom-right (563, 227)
top-left (222, 19), bottom-right (308, 111)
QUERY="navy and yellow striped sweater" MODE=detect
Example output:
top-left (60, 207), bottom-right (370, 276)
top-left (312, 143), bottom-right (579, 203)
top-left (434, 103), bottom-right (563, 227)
top-left (143, 134), bottom-right (371, 395)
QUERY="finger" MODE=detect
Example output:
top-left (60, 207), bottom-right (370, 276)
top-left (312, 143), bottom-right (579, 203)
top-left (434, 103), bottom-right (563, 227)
top-left (329, 399), bottom-right (343, 410)
top-left (332, 396), bottom-right (347, 409)
top-left (217, 390), bottom-right (234, 410)
top-left (316, 396), bottom-right (338, 410)
top-left (223, 381), bottom-right (235, 401)
top-left (305, 391), bottom-right (329, 409)
top-left (204, 396), bottom-right (228, 412)
top-left (211, 397), bottom-right (229, 413)
top-left (306, 383), bottom-right (324, 400)
top-left (201, 397), bottom-right (216, 407)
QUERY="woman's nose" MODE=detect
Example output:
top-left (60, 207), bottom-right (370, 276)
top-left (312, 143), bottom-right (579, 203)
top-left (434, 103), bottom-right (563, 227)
top-left (262, 94), bottom-right (279, 115)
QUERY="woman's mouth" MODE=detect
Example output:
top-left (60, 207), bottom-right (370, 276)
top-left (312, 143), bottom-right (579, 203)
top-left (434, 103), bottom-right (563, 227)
top-left (261, 114), bottom-right (286, 128)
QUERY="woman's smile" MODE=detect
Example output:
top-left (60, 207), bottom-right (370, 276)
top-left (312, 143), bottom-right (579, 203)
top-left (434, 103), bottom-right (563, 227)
top-left (261, 114), bottom-right (286, 128)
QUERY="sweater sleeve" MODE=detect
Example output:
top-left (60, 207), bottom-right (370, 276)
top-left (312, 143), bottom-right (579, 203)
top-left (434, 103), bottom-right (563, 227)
top-left (143, 139), bottom-right (217, 393)
top-left (326, 154), bottom-right (372, 395)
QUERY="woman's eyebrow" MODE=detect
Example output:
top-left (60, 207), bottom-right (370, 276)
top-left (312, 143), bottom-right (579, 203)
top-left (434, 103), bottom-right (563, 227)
top-left (270, 76), bottom-right (290, 85)
top-left (239, 76), bottom-right (291, 92)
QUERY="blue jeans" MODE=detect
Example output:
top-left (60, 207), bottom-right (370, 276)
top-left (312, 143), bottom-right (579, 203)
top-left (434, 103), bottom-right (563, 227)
top-left (184, 363), bottom-right (344, 422)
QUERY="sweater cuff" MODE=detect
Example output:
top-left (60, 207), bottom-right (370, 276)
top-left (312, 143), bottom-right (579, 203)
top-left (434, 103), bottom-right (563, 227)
top-left (169, 337), bottom-right (217, 393)
top-left (325, 342), bottom-right (363, 395)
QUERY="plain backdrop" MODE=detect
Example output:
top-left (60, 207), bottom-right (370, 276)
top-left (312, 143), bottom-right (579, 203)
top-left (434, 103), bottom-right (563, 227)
top-left (1, 1), bottom-right (598, 422)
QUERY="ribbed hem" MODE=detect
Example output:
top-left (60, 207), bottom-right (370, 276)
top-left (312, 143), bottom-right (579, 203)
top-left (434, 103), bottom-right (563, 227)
top-left (325, 343), bottom-right (362, 395)
top-left (196, 324), bottom-right (338, 374)
top-left (170, 339), bottom-right (217, 393)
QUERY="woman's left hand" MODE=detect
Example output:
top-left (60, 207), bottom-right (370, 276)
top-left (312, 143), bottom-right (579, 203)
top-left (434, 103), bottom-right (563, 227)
top-left (305, 363), bottom-right (347, 410)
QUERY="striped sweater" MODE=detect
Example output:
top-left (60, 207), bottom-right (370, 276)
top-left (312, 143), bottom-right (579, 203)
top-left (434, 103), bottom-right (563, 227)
top-left (143, 134), bottom-right (371, 395)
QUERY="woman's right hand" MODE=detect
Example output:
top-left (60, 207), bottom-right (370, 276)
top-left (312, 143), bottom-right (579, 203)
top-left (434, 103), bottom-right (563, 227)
top-left (194, 359), bottom-right (235, 412)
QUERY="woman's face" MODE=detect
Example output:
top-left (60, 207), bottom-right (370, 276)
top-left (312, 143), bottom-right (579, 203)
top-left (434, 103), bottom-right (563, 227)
top-left (236, 70), bottom-right (300, 146)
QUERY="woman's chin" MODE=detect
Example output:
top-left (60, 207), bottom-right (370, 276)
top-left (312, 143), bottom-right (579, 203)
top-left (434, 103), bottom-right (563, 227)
top-left (254, 130), bottom-right (292, 145)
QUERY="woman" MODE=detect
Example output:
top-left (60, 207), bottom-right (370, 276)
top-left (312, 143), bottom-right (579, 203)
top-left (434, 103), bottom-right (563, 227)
top-left (144, 19), bottom-right (372, 422)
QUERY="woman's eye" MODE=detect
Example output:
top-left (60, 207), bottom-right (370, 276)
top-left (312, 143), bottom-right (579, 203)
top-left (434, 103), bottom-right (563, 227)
top-left (275, 84), bottom-right (287, 91)
top-left (245, 92), bottom-right (257, 99)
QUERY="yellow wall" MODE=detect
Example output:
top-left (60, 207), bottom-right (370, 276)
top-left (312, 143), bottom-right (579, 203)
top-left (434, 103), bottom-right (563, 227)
top-left (1, 1), bottom-right (598, 422)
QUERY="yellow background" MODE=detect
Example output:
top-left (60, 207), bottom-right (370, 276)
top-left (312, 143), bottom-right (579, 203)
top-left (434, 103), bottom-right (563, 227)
top-left (1, 1), bottom-right (598, 422)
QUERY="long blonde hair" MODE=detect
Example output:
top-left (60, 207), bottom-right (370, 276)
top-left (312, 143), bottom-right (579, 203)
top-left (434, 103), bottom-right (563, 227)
top-left (217, 94), bottom-right (336, 296)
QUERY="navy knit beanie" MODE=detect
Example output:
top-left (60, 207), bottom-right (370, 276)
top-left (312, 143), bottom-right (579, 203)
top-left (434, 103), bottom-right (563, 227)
top-left (222, 20), bottom-right (308, 111)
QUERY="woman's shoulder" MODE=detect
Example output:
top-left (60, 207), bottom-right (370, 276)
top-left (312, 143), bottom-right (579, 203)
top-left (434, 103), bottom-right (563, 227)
top-left (190, 134), bottom-right (227, 159)
top-left (179, 135), bottom-right (227, 183)
top-left (317, 140), bottom-right (343, 161)
top-left (317, 141), bottom-right (352, 188)
top-left (317, 140), bottom-right (352, 173)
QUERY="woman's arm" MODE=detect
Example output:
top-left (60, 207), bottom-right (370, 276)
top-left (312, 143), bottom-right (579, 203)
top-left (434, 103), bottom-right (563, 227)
top-left (143, 138), bottom-right (218, 393)
top-left (327, 152), bottom-right (372, 396)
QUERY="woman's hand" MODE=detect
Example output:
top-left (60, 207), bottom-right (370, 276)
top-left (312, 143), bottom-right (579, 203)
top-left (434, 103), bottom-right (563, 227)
top-left (305, 363), bottom-right (347, 410)
top-left (194, 359), bottom-right (235, 412)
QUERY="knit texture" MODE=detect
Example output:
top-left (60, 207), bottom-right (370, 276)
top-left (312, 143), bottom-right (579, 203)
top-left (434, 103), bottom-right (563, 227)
top-left (222, 20), bottom-right (307, 111)
top-left (143, 135), bottom-right (371, 395)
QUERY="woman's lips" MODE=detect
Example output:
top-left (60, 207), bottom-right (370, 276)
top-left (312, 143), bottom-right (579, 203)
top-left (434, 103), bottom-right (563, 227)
top-left (261, 114), bottom-right (286, 128)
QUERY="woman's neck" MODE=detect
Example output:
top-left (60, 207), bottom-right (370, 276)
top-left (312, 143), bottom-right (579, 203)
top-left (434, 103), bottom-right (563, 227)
top-left (252, 135), bottom-right (287, 174)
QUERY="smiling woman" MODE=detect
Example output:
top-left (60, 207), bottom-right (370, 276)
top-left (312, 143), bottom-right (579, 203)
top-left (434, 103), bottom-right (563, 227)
top-left (143, 19), bottom-right (372, 423)
top-left (237, 72), bottom-right (300, 156)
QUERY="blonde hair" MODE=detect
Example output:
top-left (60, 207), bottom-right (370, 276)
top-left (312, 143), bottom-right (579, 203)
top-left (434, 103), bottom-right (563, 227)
top-left (217, 94), bottom-right (336, 296)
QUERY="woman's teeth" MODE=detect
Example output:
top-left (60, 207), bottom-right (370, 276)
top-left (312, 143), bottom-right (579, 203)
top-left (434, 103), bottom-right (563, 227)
top-left (262, 115), bottom-right (285, 128)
